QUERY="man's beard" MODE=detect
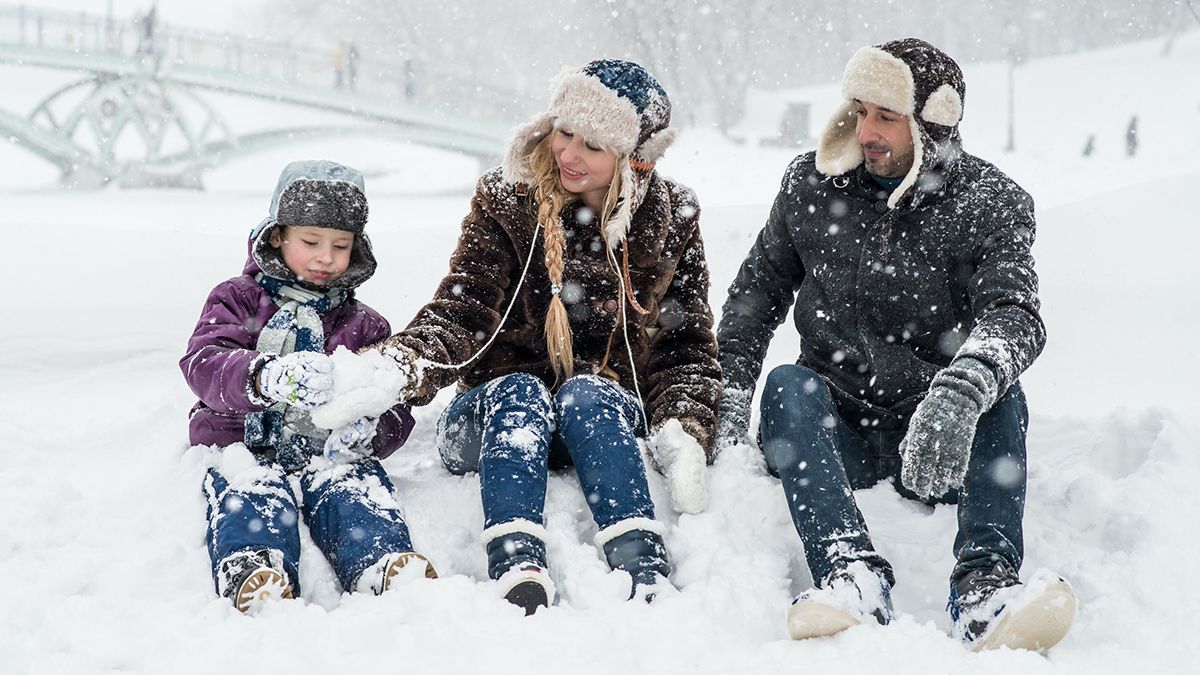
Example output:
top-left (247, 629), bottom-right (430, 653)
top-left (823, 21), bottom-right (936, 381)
top-left (862, 142), bottom-right (915, 178)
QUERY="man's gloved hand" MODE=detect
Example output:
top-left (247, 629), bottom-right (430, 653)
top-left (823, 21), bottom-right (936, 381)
top-left (323, 416), bottom-right (379, 463)
top-left (899, 357), bottom-right (999, 500)
top-left (715, 386), bottom-right (754, 450)
top-left (258, 351), bottom-right (335, 409)
top-left (650, 418), bottom-right (710, 515)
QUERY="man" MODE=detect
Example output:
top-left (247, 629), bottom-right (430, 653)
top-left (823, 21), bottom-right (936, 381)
top-left (716, 38), bottom-right (1076, 652)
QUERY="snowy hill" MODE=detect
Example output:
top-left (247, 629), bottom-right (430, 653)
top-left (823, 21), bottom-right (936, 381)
top-left (2, 31), bottom-right (1199, 674)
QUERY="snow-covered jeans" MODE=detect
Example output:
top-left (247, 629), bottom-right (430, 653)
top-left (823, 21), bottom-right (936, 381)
top-left (203, 452), bottom-right (415, 596)
top-left (759, 364), bottom-right (1027, 589)
top-left (437, 372), bottom-right (655, 532)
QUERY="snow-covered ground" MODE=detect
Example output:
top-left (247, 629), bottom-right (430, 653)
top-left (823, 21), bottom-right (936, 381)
top-left (2, 31), bottom-right (1199, 675)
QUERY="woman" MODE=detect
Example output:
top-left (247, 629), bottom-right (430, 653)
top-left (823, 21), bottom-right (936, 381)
top-left (375, 60), bottom-right (721, 614)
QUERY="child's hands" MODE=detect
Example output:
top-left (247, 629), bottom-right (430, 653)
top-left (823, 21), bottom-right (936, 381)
top-left (323, 416), bottom-right (378, 462)
top-left (258, 351), bottom-right (335, 409)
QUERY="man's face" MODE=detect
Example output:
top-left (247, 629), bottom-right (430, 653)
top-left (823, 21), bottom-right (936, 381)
top-left (854, 99), bottom-right (915, 178)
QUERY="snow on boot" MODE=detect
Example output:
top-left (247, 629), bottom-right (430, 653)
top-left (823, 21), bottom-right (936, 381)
top-left (596, 518), bottom-right (673, 603)
top-left (358, 551), bottom-right (438, 595)
top-left (787, 560), bottom-right (894, 640)
top-left (483, 519), bottom-right (554, 615)
top-left (217, 549), bottom-right (294, 614)
top-left (496, 563), bottom-right (556, 616)
top-left (950, 564), bottom-right (1076, 653)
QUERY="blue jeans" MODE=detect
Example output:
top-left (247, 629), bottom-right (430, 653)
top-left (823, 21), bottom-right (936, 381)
top-left (437, 373), bottom-right (654, 531)
top-left (203, 453), bottom-right (415, 595)
top-left (759, 364), bottom-right (1027, 588)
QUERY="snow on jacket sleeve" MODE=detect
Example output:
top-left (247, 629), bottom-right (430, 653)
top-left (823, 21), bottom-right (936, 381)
top-left (377, 188), bottom-right (517, 405)
top-left (180, 280), bottom-right (274, 415)
top-left (954, 185), bottom-right (1046, 396)
top-left (715, 159), bottom-right (808, 441)
top-left (643, 199), bottom-right (723, 458)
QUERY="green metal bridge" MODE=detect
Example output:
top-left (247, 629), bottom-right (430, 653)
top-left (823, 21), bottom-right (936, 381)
top-left (0, 5), bottom-right (514, 187)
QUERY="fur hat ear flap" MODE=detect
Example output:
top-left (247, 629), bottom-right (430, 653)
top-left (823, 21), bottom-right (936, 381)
top-left (815, 101), bottom-right (863, 176)
top-left (635, 127), bottom-right (678, 164)
top-left (604, 157), bottom-right (637, 250)
top-left (920, 83), bottom-right (963, 127)
top-left (502, 113), bottom-right (555, 185)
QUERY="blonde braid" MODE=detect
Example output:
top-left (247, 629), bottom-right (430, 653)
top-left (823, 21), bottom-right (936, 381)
top-left (529, 134), bottom-right (626, 383)
top-left (530, 137), bottom-right (575, 381)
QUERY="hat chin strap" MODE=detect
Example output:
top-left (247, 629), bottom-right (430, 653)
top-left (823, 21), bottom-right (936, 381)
top-left (603, 156), bottom-right (637, 250)
top-left (886, 116), bottom-right (926, 209)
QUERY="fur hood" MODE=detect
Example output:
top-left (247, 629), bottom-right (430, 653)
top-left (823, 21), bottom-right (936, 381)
top-left (816, 38), bottom-right (968, 211)
top-left (248, 160), bottom-right (377, 290)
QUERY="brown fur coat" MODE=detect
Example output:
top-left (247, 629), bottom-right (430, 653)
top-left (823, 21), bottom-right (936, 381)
top-left (381, 167), bottom-right (722, 455)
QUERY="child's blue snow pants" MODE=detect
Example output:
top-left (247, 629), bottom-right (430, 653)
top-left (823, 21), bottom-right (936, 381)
top-left (203, 453), bottom-right (415, 595)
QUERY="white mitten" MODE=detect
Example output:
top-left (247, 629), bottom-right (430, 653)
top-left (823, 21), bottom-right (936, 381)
top-left (258, 351), bottom-right (335, 409)
top-left (650, 419), bottom-right (709, 515)
top-left (323, 416), bottom-right (379, 463)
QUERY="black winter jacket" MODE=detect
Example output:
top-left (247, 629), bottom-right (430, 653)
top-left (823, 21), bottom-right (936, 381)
top-left (717, 149), bottom-right (1045, 435)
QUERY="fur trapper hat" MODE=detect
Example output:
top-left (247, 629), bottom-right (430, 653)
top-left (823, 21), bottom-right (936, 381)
top-left (250, 159), bottom-right (377, 290)
top-left (816, 38), bottom-right (966, 209)
top-left (502, 59), bottom-right (677, 249)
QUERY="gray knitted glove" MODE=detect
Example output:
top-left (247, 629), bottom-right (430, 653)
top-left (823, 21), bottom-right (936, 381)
top-left (715, 386), bottom-right (754, 449)
top-left (899, 357), bottom-right (999, 500)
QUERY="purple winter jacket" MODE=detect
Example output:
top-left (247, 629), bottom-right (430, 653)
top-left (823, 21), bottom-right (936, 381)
top-left (180, 255), bottom-right (414, 458)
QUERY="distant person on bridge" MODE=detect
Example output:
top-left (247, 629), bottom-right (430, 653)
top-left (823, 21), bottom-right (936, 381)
top-left (361, 60), bottom-right (721, 615)
top-left (346, 43), bottom-right (359, 91)
top-left (714, 38), bottom-right (1076, 652)
top-left (181, 160), bottom-right (436, 614)
top-left (136, 4), bottom-right (159, 59)
top-left (333, 42), bottom-right (347, 88)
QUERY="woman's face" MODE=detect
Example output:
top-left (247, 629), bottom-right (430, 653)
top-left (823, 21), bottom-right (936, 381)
top-left (551, 127), bottom-right (618, 210)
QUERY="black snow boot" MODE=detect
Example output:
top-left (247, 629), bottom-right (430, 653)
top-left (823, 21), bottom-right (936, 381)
top-left (485, 524), bottom-right (554, 615)
top-left (599, 525), bottom-right (673, 603)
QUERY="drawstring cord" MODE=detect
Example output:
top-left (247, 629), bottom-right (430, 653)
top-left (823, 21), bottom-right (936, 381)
top-left (607, 243), bottom-right (651, 437)
top-left (415, 224), bottom-right (542, 372)
top-left (411, 201), bottom-right (653, 439)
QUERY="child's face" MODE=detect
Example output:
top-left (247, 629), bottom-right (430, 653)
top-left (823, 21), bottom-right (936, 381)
top-left (269, 225), bottom-right (354, 285)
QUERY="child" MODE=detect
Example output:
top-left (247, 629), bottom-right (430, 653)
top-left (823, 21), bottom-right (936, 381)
top-left (181, 160), bottom-right (435, 614)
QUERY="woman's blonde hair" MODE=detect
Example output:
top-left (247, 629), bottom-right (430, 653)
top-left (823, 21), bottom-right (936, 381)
top-left (528, 132), bottom-right (622, 382)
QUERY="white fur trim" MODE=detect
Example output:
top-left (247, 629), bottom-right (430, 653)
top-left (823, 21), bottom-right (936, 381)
top-left (636, 127), bottom-right (678, 163)
top-left (604, 157), bottom-right (636, 249)
top-left (495, 563), bottom-right (557, 604)
top-left (920, 83), bottom-right (963, 127)
top-left (549, 70), bottom-right (642, 155)
top-left (841, 46), bottom-right (915, 115)
top-left (501, 113), bottom-right (554, 185)
top-left (593, 517), bottom-right (667, 548)
top-left (480, 518), bottom-right (548, 545)
top-left (887, 116), bottom-right (926, 209)
top-left (815, 102), bottom-right (862, 176)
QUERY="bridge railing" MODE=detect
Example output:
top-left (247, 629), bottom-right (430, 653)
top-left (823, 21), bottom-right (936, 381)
top-left (0, 4), bottom-right (529, 124)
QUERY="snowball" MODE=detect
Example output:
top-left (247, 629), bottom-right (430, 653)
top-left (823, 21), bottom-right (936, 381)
top-left (309, 346), bottom-right (406, 429)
